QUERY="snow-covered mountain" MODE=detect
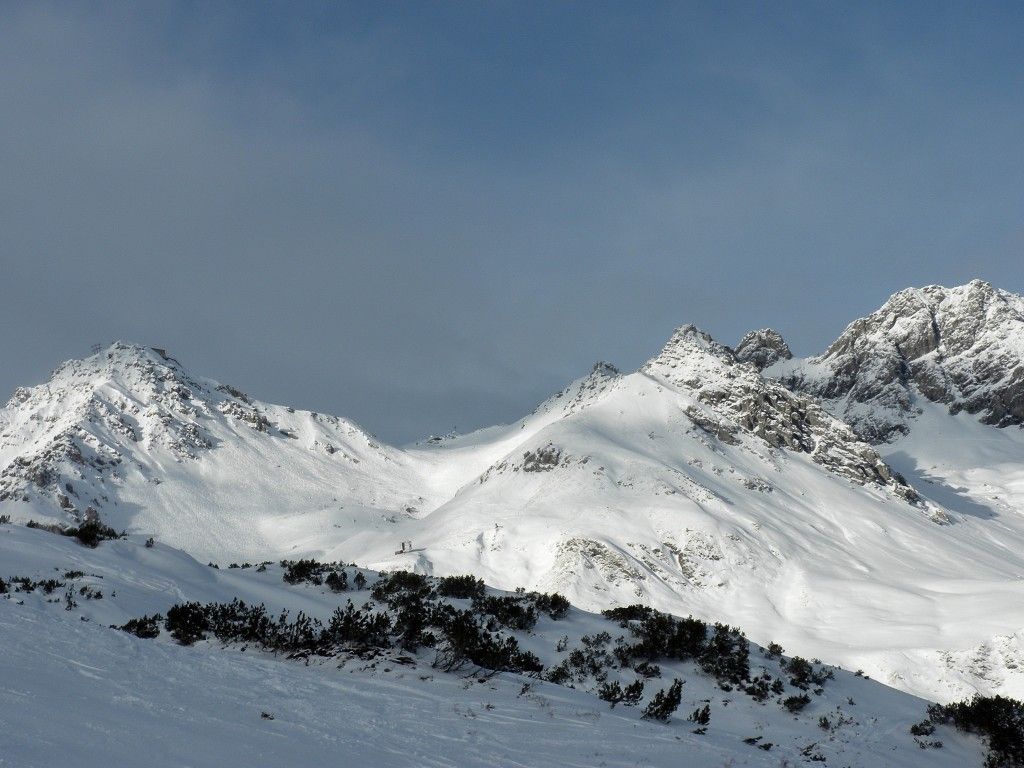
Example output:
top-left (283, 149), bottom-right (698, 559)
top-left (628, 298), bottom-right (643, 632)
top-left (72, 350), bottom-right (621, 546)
top-left (0, 343), bottom-right (432, 556)
top-left (4, 281), bottom-right (1024, 711)
top-left (767, 279), bottom-right (1024, 443)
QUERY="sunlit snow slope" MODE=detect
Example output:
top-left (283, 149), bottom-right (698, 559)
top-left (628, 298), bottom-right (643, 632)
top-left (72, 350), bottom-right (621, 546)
top-left (0, 524), bottom-right (986, 768)
top-left (3, 281), bottom-right (1024, 705)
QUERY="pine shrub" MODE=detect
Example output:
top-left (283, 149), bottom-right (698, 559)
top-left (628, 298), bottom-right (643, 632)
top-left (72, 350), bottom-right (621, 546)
top-left (642, 679), bottom-right (684, 722)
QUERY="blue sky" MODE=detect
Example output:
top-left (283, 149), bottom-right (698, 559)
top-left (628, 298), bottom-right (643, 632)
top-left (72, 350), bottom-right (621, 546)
top-left (2, 2), bottom-right (1023, 442)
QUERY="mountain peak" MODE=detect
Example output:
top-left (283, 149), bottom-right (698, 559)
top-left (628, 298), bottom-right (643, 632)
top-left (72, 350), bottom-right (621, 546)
top-left (657, 323), bottom-right (735, 361)
top-left (734, 328), bottom-right (792, 371)
top-left (641, 323), bottom-right (918, 503)
top-left (776, 281), bottom-right (1024, 442)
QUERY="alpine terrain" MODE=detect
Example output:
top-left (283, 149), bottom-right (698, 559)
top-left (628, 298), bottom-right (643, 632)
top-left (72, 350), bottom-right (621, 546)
top-left (4, 279), bottom-right (1024, 767)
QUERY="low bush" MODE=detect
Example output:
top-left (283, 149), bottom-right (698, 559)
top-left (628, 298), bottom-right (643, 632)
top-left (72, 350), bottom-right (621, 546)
top-left (928, 695), bottom-right (1024, 768)
top-left (689, 704), bottom-right (711, 726)
top-left (282, 559), bottom-right (326, 585)
top-left (783, 694), bottom-right (811, 713)
top-left (603, 604), bottom-right (655, 626)
top-left (473, 595), bottom-right (537, 631)
top-left (371, 571), bottom-right (433, 603)
top-left (531, 592), bottom-right (570, 620)
top-left (26, 518), bottom-right (124, 547)
top-left (642, 679), bottom-right (684, 722)
top-left (435, 575), bottom-right (485, 600)
top-left (117, 614), bottom-right (163, 639)
top-left (165, 602), bottom-right (211, 645)
top-left (325, 571), bottom-right (348, 592)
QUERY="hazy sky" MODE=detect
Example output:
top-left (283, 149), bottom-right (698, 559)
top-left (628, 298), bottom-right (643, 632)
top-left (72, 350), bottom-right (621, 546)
top-left (2, 2), bottom-right (1023, 443)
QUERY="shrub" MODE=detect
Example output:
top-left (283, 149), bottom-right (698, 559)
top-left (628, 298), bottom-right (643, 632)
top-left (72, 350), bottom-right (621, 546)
top-left (283, 559), bottom-right (325, 586)
top-left (689, 704), bottom-right (711, 726)
top-left (371, 571), bottom-right (433, 603)
top-left (435, 611), bottom-right (542, 674)
top-left (531, 592), bottom-right (570, 620)
top-left (622, 679), bottom-right (645, 706)
top-left (0, 514), bottom-right (11, 524)
top-left (117, 614), bottom-right (162, 639)
top-left (928, 695), bottom-right (1024, 768)
top-left (325, 571), bottom-right (348, 592)
top-left (545, 661), bottom-right (571, 685)
top-left (910, 720), bottom-right (935, 736)
top-left (436, 575), bottom-right (485, 600)
top-left (786, 656), bottom-right (815, 689)
top-left (39, 579), bottom-right (64, 594)
top-left (744, 673), bottom-right (775, 703)
top-left (165, 602), bottom-right (211, 645)
top-left (603, 604), bottom-right (655, 626)
top-left (473, 595), bottom-right (537, 631)
top-left (326, 601), bottom-right (392, 647)
top-left (145, 537), bottom-right (155, 548)
top-left (634, 661), bottom-right (662, 678)
top-left (390, 596), bottom-right (434, 650)
top-left (783, 694), bottom-right (811, 713)
top-left (642, 679), bottom-right (684, 722)
top-left (558, 634), bottom-right (615, 683)
top-left (597, 679), bottom-right (645, 707)
top-left (69, 519), bottom-right (125, 548)
top-left (698, 623), bottom-right (749, 685)
top-left (785, 655), bottom-right (832, 690)
top-left (598, 680), bottom-right (625, 706)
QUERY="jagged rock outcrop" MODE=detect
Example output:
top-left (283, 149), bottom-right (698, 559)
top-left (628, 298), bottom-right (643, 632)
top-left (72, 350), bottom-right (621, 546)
top-left (771, 280), bottom-right (1024, 442)
top-left (642, 325), bottom-right (918, 502)
top-left (734, 328), bottom-right (792, 371)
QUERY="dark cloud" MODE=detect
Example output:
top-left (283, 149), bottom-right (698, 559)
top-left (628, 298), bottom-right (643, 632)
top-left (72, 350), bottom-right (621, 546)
top-left (2, 3), bottom-right (1023, 442)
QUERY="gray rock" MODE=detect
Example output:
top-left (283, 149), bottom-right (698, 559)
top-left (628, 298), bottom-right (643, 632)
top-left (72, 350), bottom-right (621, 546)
top-left (775, 280), bottom-right (1024, 442)
top-left (734, 329), bottom-right (793, 371)
top-left (642, 325), bottom-right (918, 503)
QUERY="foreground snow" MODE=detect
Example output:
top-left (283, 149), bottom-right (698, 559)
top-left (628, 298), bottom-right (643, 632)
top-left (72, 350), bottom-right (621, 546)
top-left (0, 524), bottom-right (988, 767)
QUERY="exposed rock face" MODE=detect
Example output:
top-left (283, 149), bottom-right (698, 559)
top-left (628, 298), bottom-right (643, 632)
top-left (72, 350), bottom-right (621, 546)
top-left (642, 325), bottom-right (918, 502)
top-left (772, 280), bottom-right (1024, 443)
top-left (734, 328), bottom-right (792, 371)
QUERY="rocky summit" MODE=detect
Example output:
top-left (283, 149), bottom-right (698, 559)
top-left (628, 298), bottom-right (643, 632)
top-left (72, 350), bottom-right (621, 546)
top-left (733, 328), bottom-right (793, 371)
top-left (770, 280), bottom-right (1024, 443)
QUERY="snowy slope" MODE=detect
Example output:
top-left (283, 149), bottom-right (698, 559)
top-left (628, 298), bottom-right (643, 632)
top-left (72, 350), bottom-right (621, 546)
top-left (384, 325), bottom-right (1024, 705)
top-left (3, 283), bottom-right (1024, 710)
top-left (0, 523), bottom-right (985, 768)
top-left (0, 343), bottom-right (434, 557)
